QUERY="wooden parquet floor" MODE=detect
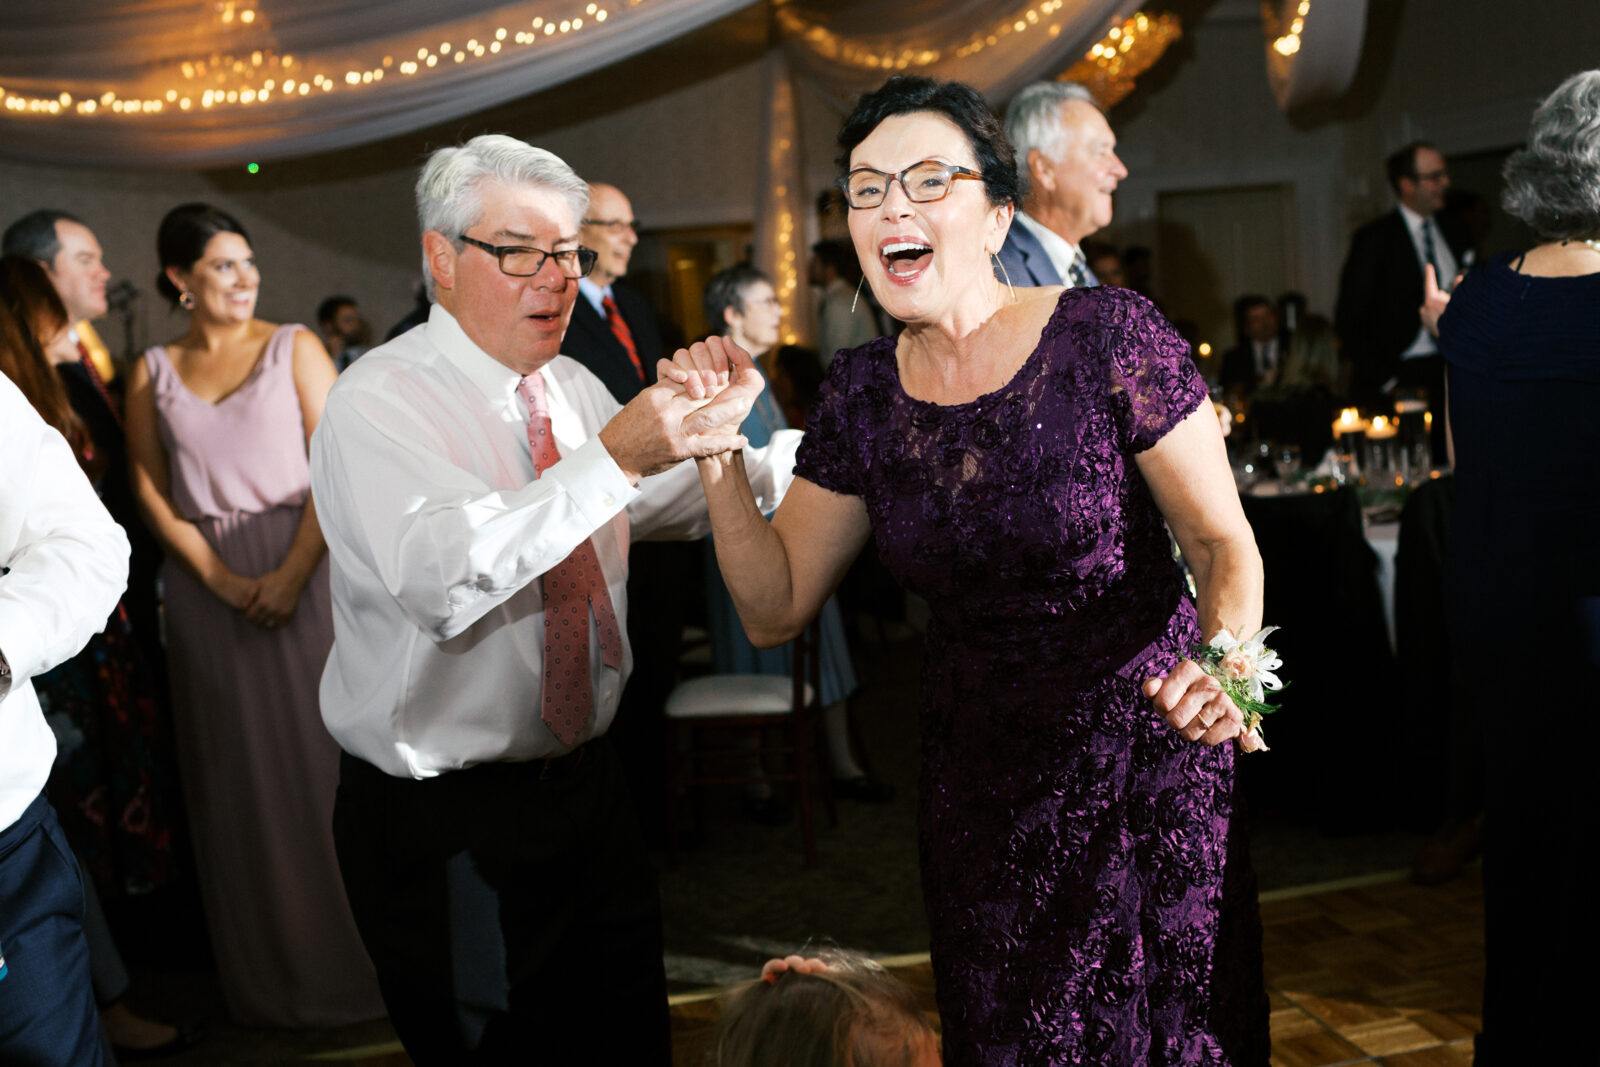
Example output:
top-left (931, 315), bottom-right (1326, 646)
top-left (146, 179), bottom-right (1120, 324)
top-left (668, 868), bottom-right (1486, 1066)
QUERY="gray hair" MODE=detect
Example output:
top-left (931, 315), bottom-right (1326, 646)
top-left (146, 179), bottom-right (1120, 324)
top-left (414, 134), bottom-right (590, 298)
top-left (1005, 81), bottom-right (1098, 164)
top-left (1501, 70), bottom-right (1600, 242)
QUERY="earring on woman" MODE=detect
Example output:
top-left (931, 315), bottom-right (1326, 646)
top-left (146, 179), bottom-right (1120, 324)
top-left (179, 290), bottom-right (196, 311)
top-left (991, 251), bottom-right (1016, 304)
top-left (850, 275), bottom-right (866, 315)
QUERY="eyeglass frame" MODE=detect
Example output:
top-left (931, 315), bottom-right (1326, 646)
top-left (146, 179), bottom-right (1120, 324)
top-left (457, 234), bottom-right (598, 278)
top-left (836, 160), bottom-right (987, 210)
top-left (582, 217), bottom-right (639, 233)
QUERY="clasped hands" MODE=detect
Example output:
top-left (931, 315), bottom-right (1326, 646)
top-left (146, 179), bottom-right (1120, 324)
top-left (597, 336), bottom-right (762, 482)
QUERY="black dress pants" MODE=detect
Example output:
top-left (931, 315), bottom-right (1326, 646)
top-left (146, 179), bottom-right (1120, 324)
top-left (332, 740), bottom-right (671, 1064)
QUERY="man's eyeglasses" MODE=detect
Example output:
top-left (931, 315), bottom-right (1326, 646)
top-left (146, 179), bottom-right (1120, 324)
top-left (458, 235), bottom-right (598, 278)
top-left (837, 161), bottom-right (985, 210)
top-left (582, 218), bottom-right (639, 233)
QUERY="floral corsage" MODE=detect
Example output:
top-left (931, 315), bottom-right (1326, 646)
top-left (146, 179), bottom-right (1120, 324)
top-left (1190, 626), bottom-right (1285, 753)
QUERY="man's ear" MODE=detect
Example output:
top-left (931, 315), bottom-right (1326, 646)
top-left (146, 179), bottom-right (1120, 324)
top-left (423, 231), bottom-right (456, 294)
top-left (1027, 147), bottom-right (1054, 193)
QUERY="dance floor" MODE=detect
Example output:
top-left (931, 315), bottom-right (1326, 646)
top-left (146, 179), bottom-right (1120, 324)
top-left (666, 869), bottom-right (1485, 1067)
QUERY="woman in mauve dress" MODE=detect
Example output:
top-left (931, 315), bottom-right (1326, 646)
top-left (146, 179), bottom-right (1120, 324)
top-left (125, 202), bottom-right (382, 1027)
top-left (673, 78), bottom-right (1269, 1064)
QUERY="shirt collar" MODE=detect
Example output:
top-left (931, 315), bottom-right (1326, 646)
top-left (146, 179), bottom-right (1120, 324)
top-left (577, 277), bottom-right (612, 317)
top-left (423, 302), bottom-right (529, 409)
top-left (1014, 211), bottom-right (1082, 280)
top-left (1397, 202), bottom-right (1431, 234)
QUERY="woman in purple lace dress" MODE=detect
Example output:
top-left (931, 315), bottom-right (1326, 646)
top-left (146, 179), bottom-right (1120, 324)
top-left (678, 78), bottom-right (1269, 1064)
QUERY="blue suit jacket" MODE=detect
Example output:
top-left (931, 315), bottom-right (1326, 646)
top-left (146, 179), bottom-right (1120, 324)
top-left (996, 220), bottom-right (1064, 288)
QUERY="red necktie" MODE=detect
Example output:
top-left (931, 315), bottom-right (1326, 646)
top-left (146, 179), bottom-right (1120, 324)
top-left (518, 373), bottom-right (623, 746)
top-left (77, 340), bottom-right (123, 429)
top-left (601, 295), bottom-right (646, 383)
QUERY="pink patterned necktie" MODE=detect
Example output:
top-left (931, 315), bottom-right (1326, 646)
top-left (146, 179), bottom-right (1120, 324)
top-left (518, 373), bottom-right (623, 746)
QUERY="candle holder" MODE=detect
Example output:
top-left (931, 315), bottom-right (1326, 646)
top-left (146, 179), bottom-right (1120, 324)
top-left (1394, 388), bottom-right (1429, 484)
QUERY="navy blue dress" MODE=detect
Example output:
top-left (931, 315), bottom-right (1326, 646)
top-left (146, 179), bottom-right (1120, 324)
top-left (1439, 252), bottom-right (1599, 1064)
top-left (798, 289), bottom-right (1268, 1065)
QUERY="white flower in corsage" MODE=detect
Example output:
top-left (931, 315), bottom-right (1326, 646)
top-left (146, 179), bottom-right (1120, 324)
top-left (1191, 626), bottom-right (1285, 753)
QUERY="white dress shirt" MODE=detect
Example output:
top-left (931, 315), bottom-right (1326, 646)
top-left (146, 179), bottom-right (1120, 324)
top-left (1012, 212), bottom-right (1086, 287)
top-left (1398, 203), bottom-right (1458, 358)
top-left (0, 375), bottom-right (130, 831)
top-left (310, 304), bottom-right (799, 779)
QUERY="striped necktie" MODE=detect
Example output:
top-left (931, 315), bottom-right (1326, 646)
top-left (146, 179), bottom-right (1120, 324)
top-left (601, 295), bottom-right (646, 382)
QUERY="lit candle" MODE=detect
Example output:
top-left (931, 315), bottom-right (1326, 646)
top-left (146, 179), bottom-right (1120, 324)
top-left (1333, 407), bottom-right (1369, 440)
top-left (1365, 415), bottom-right (1398, 440)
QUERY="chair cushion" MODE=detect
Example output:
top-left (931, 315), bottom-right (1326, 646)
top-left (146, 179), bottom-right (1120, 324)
top-left (664, 674), bottom-right (814, 719)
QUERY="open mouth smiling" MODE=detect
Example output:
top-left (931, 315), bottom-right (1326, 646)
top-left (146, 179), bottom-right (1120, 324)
top-left (881, 239), bottom-right (933, 279)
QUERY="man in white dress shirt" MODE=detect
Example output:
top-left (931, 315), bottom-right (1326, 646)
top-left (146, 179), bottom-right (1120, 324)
top-left (0, 375), bottom-right (130, 1066)
top-left (310, 135), bottom-right (797, 1062)
top-left (995, 81), bottom-right (1128, 290)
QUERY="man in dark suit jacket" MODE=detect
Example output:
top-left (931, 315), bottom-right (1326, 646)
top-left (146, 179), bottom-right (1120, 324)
top-left (1335, 142), bottom-right (1471, 436)
top-left (995, 81), bottom-right (1127, 290)
top-left (1218, 294), bottom-right (1290, 397)
top-left (565, 183), bottom-right (662, 402)
top-left (567, 182), bottom-right (683, 845)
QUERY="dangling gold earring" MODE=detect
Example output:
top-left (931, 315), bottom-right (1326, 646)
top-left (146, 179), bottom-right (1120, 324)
top-left (851, 275), bottom-right (865, 315)
top-left (179, 290), bottom-right (196, 311)
top-left (991, 252), bottom-right (1016, 304)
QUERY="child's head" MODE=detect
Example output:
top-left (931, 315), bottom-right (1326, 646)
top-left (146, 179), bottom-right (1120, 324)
top-left (709, 950), bottom-right (939, 1067)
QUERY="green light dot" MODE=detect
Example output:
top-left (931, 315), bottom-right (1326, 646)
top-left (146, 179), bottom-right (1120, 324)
top-left (246, 162), bottom-right (260, 174)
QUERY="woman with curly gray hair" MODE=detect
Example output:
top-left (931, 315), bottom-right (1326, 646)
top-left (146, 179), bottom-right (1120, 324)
top-left (1435, 68), bottom-right (1600, 1064)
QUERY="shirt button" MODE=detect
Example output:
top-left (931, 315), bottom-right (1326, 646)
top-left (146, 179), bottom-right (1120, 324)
top-left (600, 493), bottom-right (616, 507)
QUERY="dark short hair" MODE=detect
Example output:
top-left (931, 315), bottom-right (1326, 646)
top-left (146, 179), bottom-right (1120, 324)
top-left (703, 263), bottom-right (771, 335)
top-left (836, 76), bottom-right (1020, 211)
top-left (1501, 69), bottom-right (1600, 241)
top-left (155, 203), bottom-right (251, 306)
top-left (811, 239), bottom-right (861, 283)
top-left (317, 295), bottom-right (357, 325)
top-left (1385, 141), bottom-right (1436, 195)
top-left (1233, 293), bottom-right (1274, 342)
top-left (2, 209), bottom-right (88, 264)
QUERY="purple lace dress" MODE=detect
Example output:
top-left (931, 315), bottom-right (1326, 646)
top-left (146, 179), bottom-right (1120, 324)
top-left (797, 289), bottom-right (1268, 1065)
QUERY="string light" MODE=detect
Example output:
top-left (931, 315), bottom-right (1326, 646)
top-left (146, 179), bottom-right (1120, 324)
top-left (0, 2), bottom-right (622, 121)
top-left (776, 0), bottom-right (1077, 71)
top-left (1264, 0), bottom-right (1312, 57)
top-left (1060, 11), bottom-right (1182, 108)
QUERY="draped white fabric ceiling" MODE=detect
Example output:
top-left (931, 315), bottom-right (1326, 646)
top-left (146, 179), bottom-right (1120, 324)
top-left (0, 0), bottom-right (1141, 167)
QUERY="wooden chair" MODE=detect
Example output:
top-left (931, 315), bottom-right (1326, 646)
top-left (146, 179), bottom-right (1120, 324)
top-left (663, 621), bottom-right (837, 868)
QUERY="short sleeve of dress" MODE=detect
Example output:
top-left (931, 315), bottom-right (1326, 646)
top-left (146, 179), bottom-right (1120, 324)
top-left (1101, 290), bottom-right (1208, 453)
top-left (794, 341), bottom-right (880, 498)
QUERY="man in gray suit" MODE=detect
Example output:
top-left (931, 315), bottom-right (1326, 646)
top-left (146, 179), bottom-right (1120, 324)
top-left (996, 82), bottom-right (1127, 289)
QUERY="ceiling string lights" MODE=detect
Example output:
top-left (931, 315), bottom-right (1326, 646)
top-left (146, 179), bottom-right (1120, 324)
top-left (774, 0), bottom-right (1078, 73)
top-left (1059, 10), bottom-right (1182, 108)
top-left (0, 1), bottom-right (622, 120)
